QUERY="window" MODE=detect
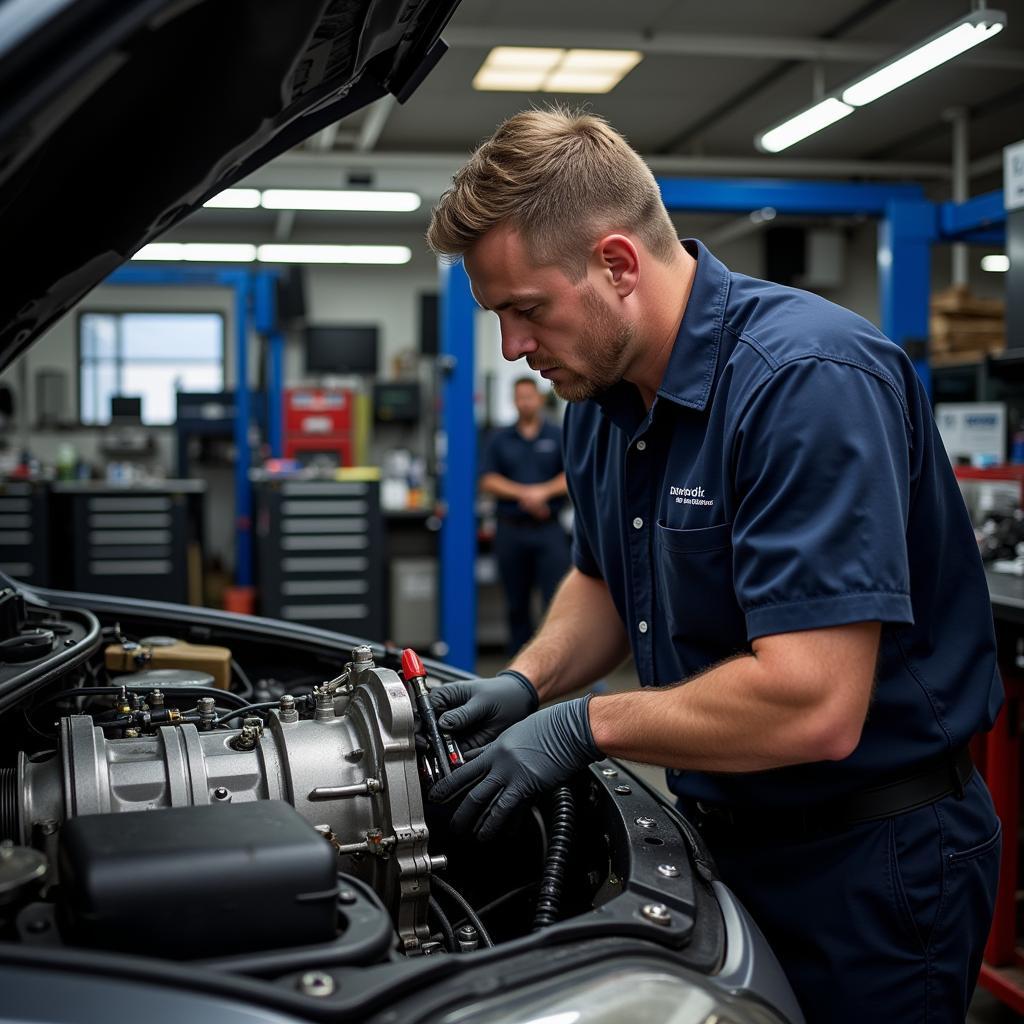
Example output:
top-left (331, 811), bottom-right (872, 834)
top-left (79, 312), bottom-right (224, 425)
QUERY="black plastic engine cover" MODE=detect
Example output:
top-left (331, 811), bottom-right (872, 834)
top-left (58, 800), bottom-right (338, 958)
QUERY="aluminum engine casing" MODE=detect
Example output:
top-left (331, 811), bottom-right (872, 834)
top-left (17, 659), bottom-right (433, 951)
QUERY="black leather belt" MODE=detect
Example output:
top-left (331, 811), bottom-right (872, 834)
top-left (693, 747), bottom-right (974, 840)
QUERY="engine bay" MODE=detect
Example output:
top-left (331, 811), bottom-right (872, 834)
top-left (0, 579), bottom-right (729, 1017)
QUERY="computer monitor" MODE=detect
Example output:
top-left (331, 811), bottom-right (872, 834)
top-left (305, 326), bottom-right (378, 375)
top-left (110, 396), bottom-right (143, 424)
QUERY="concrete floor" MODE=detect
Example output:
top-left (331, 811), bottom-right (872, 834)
top-left (475, 650), bottom-right (1022, 1022)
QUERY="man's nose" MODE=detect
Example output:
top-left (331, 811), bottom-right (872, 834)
top-left (501, 326), bottom-right (536, 362)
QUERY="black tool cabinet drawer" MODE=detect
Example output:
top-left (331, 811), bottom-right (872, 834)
top-left (255, 480), bottom-right (384, 640)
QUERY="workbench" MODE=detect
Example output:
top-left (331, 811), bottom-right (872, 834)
top-left (977, 568), bottom-right (1024, 1009)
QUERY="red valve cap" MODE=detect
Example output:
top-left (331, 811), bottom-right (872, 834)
top-left (401, 648), bottom-right (426, 681)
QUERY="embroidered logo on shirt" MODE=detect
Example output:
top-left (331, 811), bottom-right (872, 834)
top-left (669, 485), bottom-right (715, 507)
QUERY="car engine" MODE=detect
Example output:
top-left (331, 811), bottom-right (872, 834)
top-left (0, 586), bottom-right (601, 962)
top-left (7, 644), bottom-right (436, 952)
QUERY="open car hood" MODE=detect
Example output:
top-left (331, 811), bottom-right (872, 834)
top-left (0, 0), bottom-right (458, 369)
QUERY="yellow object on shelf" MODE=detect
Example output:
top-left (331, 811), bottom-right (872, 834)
top-left (105, 639), bottom-right (232, 690)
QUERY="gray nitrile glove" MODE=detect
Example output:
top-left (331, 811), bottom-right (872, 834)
top-left (428, 671), bottom-right (538, 754)
top-left (429, 696), bottom-right (601, 841)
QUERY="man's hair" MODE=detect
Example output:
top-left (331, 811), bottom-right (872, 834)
top-left (514, 376), bottom-right (539, 391)
top-left (427, 107), bottom-right (678, 280)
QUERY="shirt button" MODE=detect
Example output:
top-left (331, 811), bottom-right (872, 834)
top-left (632, 517), bottom-right (643, 530)
top-left (638, 620), bottom-right (648, 634)
top-left (636, 440), bottom-right (647, 451)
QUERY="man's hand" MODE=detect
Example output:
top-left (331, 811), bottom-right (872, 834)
top-left (428, 671), bottom-right (539, 753)
top-left (517, 484), bottom-right (551, 519)
top-left (429, 696), bottom-right (601, 840)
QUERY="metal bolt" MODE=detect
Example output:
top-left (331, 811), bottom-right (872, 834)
top-left (635, 816), bottom-right (657, 829)
top-left (456, 923), bottom-right (480, 952)
top-left (600, 767), bottom-right (618, 778)
top-left (657, 864), bottom-right (680, 878)
top-left (298, 971), bottom-right (335, 997)
top-left (641, 903), bottom-right (672, 926)
top-left (36, 820), bottom-right (58, 836)
top-left (351, 645), bottom-right (374, 669)
top-left (213, 787), bottom-right (230, 801)
top-left (149, 689), bottom-right (164, 708)
top-left (337, 889), bottom-right (357, 905)
top-left (279, 694), bottom-right (298, 723)
top-left (429, 854), bottom-right (448, 873)
top-left (614, 785), bottom-right (632, 795)
top-left (196, 696), bottom-right (216, 730)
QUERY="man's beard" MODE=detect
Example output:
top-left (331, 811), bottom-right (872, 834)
top-left (544, 285), bottom-right (633, 403)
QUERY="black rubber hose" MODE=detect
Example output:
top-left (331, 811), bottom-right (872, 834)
top-left (0, 767), bottom-right (18, 841)
top-left (430, 876), bottom-right (493, 948)
top-left (429, 895), bottom-right (457, 952)
top-left (213, 702), bottom-right (280, 725)
top-left (533, 785), bottom-right (575, 930)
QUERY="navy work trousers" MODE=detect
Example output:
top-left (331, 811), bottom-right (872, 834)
top-left (494, 518), bottom-right (570, 656)
top-left (695, 772), bottom-right (1000, 1023)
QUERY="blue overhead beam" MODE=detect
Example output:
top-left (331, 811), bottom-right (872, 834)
top-left (656, 177), bottom-right (925, 216)
top-left (938, 189), bottom-right (1006, 241)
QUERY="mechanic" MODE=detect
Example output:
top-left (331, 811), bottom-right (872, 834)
top-left (424, 108), bottom-right (1003, 1022)
top-left (480, 376), bottom-right (570, 656)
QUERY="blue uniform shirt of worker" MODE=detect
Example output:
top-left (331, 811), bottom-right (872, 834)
top-left (481, 386), bottom-right (570, 655)
top-left (563, 238), bottom-right (1003, 1018)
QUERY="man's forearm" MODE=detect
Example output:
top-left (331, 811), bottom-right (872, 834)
top-left (480, 472), bottom-right (527, 501)
top-left (588, 624), bottom-right (879, 774)
top-left (510, 568), bottom-right (630, 701)
top-left (542, 472), bottom-right (568, 500)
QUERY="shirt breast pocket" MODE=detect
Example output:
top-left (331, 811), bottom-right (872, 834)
top-left (654, 521), bottom-right (749, 666)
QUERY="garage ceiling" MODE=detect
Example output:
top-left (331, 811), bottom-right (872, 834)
top-left (178, 0), bottom-right (1024, 242)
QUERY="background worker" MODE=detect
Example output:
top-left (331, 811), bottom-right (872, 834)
top-left (424, 108), bottom-right (1003, 1023)
top-left (480, 376), bottom-right (569, 655)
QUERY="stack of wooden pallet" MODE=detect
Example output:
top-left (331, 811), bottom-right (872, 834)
top-left (929, 285), bottom-right (1005, 366)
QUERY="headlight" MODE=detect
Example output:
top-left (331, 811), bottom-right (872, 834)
top-left (438, 962), bottom-right (790, 1024)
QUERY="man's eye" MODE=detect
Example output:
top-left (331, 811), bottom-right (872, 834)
top-left (518, 306), bottom-right (538, 319)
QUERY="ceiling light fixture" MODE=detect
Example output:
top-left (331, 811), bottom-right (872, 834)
top-left (131, 243), bottom-right (411, 265)
top-left (981, 254), bottom-right (1009, 272)
top-left (755, 8), bottom-right (1005, 153)
top-left (132, 243), bottom-right (257, 262)
top-left (757, 98), bottom-right (855, 154)
top-left (473, 46), bottom-right (642, 93)
top-left (256, 244), bottom-right (412, 264)
top-left (842, 10), bottom-right (1005, 107)
top-left (260, 189), bottom-right (421, 212)
top-left (203, 189), bottom-right (261, 209)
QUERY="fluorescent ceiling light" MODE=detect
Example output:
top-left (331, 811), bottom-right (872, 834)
top-left (260, 189), bottom-right (421, 212)
top-left (203, 189), bottom-right (260, 209)
top-left (473, 46), bottom-right (642, 93)
top-left (256, 244), bottom-right (411, 264)
top-left (757, 98), bottom-right (854, 153)
top-left (981, 254), bottom-right (1009, 272)
top-left (132, 243), bottom-right (256, 262)
top-left (842, 11), bottom-right (1005, 107)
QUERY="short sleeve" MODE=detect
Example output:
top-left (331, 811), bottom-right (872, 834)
top-left (479, 431), bottom-right (501, 477)
top-left (731, 357), bottom-right (914, 640)
top-left (562, 419), bottom-right (603, 579)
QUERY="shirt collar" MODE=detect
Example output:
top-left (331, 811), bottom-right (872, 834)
top-left (595, 238), bottom-right (729, 427)
top-left (656, 238), bottom-right (729, 411)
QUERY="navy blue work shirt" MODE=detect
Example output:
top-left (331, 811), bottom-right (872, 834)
top-left (564, 239), bottom-right (1003, 808)
top-left (482, 419), bottom-right (566, 522)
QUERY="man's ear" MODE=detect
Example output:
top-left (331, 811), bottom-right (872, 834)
top-left (592, 234), bottom-right (639, 298)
